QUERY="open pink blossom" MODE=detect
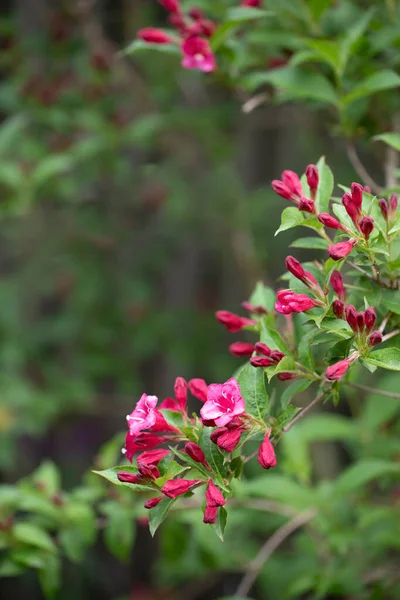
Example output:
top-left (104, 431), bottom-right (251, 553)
top-left (123, 432), bottom-right (166, 462)
top-left (181, 36), bottom-right (216, 73)
top-left (200, 378), bottom-right (245, 427)
top-left (126, 394), bottom-right (158, 436)
top-left (275, 290), bottom-right (317, 314)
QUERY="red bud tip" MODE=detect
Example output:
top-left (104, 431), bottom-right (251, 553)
top-left (332, 299), bottom-right (345, 319)
top-left (137, 449), bottom-right (170, 466)
top-left (379, 198), bottom-right (389, 220)
top-left (161, 479), bottom-right (202, 498)
top-left (364, 307), bottom-right (376, 333)
top-left (174, 377), bottom-right (188, 410)
top-left (250, 356), bottom-right (275, 368)
top-left (326, 358), bottom-right (351, 380)
top-left (206, 480), bottom-right (226, 507)
top-left (255, 342), bottom-right (271, 356)
top-left (215, 310), bottom-right (255, 332)
top-left (318, 213), bottom-right (343, 230)
top-left (144, 497), bottom-right (163, 509)
top-left (137, 28), bottom-right (172, 44)
top-left (390, 194), bottom-right (398, 217)
top-left (271, 180), bottom-right (294, 200)
top-left (342, 193), bottom-right (359, 225)
top-left (328, 239), bottom-right (357, 261)
top-left (210, 427), bottom-right (228, 444)
top-left (359, 216), bottom-right (374, 240)
top-left (282, 170), bottom-right (303, 196)
top-left (185, 442), bottom-right (208, 466)
top-left (229, 342), bottom-right (256, 357)
top-left (203, 504), bottom-right (218, 524)
top-left (330, 271), bottom-right (346, 300)
top-left (117, 471), bottom-right (142, 484)
top-left (270, 350), bottom-right (285, 363)
top-left (278, 372), bottom-right (296, 380)
top-left (368, 331), bottom-right (383, 346)
top-left (258, 435), bottom-right (277, 469)
top-left (241, 0), bottom-right (262, 5)
top-left (285, 255), bottom-right (306, 279)
top-left (138, 464), bottom-right (160, 480)
top-left (306, 164), bottom-right (319, 196)
top-left (298, 197), bottom-right (315, 213)
top-left (345, 304), bottom-right (357, 332)
top-left (216, 428), bottom-right (242, 452)
top-left (356, 312), bottom-right (365, 332)
top-left (188, 378), bottom-right (208, 402)
top-left (350, 182), bottom-right (363, 212)
top-left (158, 0), bottom-right (180, 11)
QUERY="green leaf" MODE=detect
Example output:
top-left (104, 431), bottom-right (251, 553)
top-left (210, 6), bottom-right (271, 50)
top-left (293, 414), bottom-right (356, 442)
top-left (213, 506), bottom-right (228, 541)
top-left (338, 9), bottom-right (374, 75)
top-left (124, 40), bottom-right (181, 56)
top-left (236, 362), bottom-right (268, 420)
top-left (13, 523), bottom-right (56, 553)
top-left (32, 155), bottom-right (74, 188)
top-left (380, 289), bottom-right (400, 314)
top-left (335, 460), bottom-right (400, 495)
top-left (276, 404), bottom-right (300, 429)
top-left (249, 281), bottom-right (276, 312)
top-left (343, 70), bottom-right (400, 106)
top-left (275, 206), bottom-right (304, 235)
top-left (291, 237), bottom-right (328, 250)
top-left (31, 462), bottom-right (60, 496)
top-left (0, 115), bottom-right (27, 156)
top-left (307, 0), bottom-right (334, 20)
top-left (364, 347), bottom-right (400, 371)
top-left (149, 497), bottom-right (175, 537)
top-left (260, 321), bottom-right (291, 355)
top-left (361, 374), bottom-right (400, 430)
top-left (315, 156), bottom-right (334, 214)
top-left (242, 67), bottom-right (338, 105)
top-left (199, 428), bottom-right (228, 485)
top-left (39, 555), bottom-right (60, 600)
top-left (102, 502), bottom-right (136, 562)
top-left (305, 40), bottom-right (342, 75)
top-left (266, 355), bottom-right (297, 382)
top-left (373, 133), bottom-right (400, 153)
top-left (241, 473), bottom-right (314, 509)
top-left (93, 466), bottom-right (155, 492)
top-left (280, 380), bottom-right (312, 410)
top-left (0, 559), bottom-right (24, 577)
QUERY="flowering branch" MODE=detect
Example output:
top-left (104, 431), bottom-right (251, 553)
top-left (282, 391), bottom-right (327, 433)
top-left (234, 508), bottom-right (318, 598)
top-left (345, 382), bottom-right (400, 399)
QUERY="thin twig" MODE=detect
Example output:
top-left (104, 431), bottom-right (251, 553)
top-left (346, 142), bottom-right (382, 194)
top-left (235, 508), bottom-right (317, 598)
top-left (282, 392), bottom-right (326, 433)
top-left (379, 313), bottom-right (391, 333)
top-left (385, 113), bottom-right (400, 189)
top-left (242, 93), bottom-right (269, 113)
top-left (382, 329), bottom-right (400, 343)
top-left (348, 261), bottom-right (392, 289)
top-left (345, 382), bottom-right (400, 399)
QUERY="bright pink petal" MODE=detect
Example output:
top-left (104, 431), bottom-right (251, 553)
top-left (200, 400), bottom-right (224, 421)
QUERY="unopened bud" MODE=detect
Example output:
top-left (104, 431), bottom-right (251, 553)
top-left (117, 471), bottom-right (142, 484)
top-left (185, 442), bottom-right (209, 468)
top-left (390, 194), bottom-right (398, 218)
top-left (332, 299), bottom-right (345, 318)
top-left (326, 358), bottom-right (351, 380)
top-left (356, 311), bottom-right (365, 332)
top-left (306, 164), bottom-right (319, 198)
top-left (139, 464), bottom-right (160, 480)
top-left (258, 435), bottom-right (277, 469)
top-left (345, 305), bottom-right (357, 332)
top-left (379, 198), bottom-right (389, 220)
top-left (368, 331), bottom-right (383, 346)
top-left (271, 180), bottom-right (293, 200)
top-left (203, 504), bottom-right (218, 523)
top-left (137, 28), bottom-right (172, 44)
top-left (328, 239), bottom-right (357, 261)
top-left (318, 213), bottom-right (343, 230)
top-left (364, 307), bottom-right (376, 333)
top-left (278, 372), bottom-right (296, 380)
top-left (359, 216), bottom-right (374, 240)
top-left (298, 197), bottom-right (315, 213)
top-left (188, 378), bottom-right (208, 402)
top-left (270, 350), bottom-right (285, 363)
top-left (229, 342), bottom-right (255, 357)
top-left (144, 497), bottom-right (163, 509)
top-left (282, 170), bottom-right (302, 196)
top-left (206, 480), bottom-right (226, 507)
top-left (250, 356), bottom-right (275, 368)
top-left (217, 428), bottom-right (242, 452)
top-left (285, 255), bottom-right (306, 279)
top-left (351, 182), bottom-right (363, 212)
top-left (330, 271), bottom-right (345, 299)
top-left (342, 193), bottom-right (359, 225)
top-left (255, 342), bottom-right (271, 356)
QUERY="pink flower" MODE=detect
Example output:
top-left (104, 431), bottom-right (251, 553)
top-left (216, 310), bottom-right (255, 332)
top-left (241, 0), bottom-right (262, 6)
top-left (328, 239), bottom-right (356, 261)
top-left (159, 397), bottom-right (180, 411)
top-left (117, 471), bottom-right (142, 484)
top-left (229, 342), bottom-right (255, 357)
top-left (206, 480), bottom-right (226, 507)
top-left (379, 198), bottom-right (388, 220)
top-left (137, 28), bottom-right (172, 44)
top-left (258, 435), bottom-right (277, 469)
top-left (126, 394), bottom-right (158, 436)
top-left (174, 377), bottom-right (188, 410)
top-left (144, 497), bottom-right (163, 509)
top-left (216, 428), bottom-right (242, 452)
top-left (282, 170), bottom-right (303, 197)
top-left (203, 504), bottom-right (218, 524)
top-left (124, 432), bottom-right (166, 462)
top-left (318, 213), bottom-right (344, 230)
top-left (326, 358), bottom-right (351, 380)
top-left (275, 290), bottom-right (317, 314)
top-left (185, 442), bottom-right (209, 468)
top-left (368, 331), bottom-right (383, 346)
top-left (330, 271), bottom-right (345, 299)
top-left (364, 307), bottom-right (376, 333)
top-left (250, 356), bottom-right (275, 368)
top-left (158, 0), bottom-right (180, 11)
top-left (200, 378), bottom-right (245, 426)
top-left (181, 36), bottom-right (216, 73)
top-left (137, 449), bottom-right (170, 466)
top-left (188, 378), bottom-right (208, 402)
top-left (255, 342), bottom-right (271, 356)
top-left (161, 478), bottom-right (202, 498)
top-left (360, 216), bottom-right (374, 240)
top-left (332, 299), bottom-right (345, 318)
top-left (306, 164), bottom-right (319, 198)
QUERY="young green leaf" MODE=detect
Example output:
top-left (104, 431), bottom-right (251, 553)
top-left (237, 362), bottom-right (269, 420)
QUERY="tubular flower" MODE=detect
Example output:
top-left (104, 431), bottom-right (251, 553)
top-left (203, 504), bottom-right (218, 524)
top-left (282, 170), bottom-right (303, 196)
top-left (306, 164), bottom-right (319, 199)
top-left (181, 36), bottom-right (216, 73)
top-left (272, 170), bottom-right (303, 203)
top-left (174, 377), bottom-right (188, 410)
top-left (137, 28), bottom-right (173, 44)
top-left (332, 299), bottom-right (345, 319)
top-left (206, 480), bottom-right (226, 507)
top-left (117, 471), bottom-right (142, 484)
top-left (159, 397), bottom-right (180, 411)
top-left (255, 342), bottom-right (271, 356)
top-left (298, 197), bottom-right (315, 213)
top-left (326, 358), bottom-right (352, 380)
top-left (318, 213), bottom-right (344, 230)
top-left (188, 378), bottom-right (208, 402)
top-left (364, 307), bottom-right (376, 333)
top-left (216, 310), bottom-right (256, 332)
top-left (126, 394), bottom-right (158, 436)
top-left (258, 435), bottom-right (277, 470)
top-left (275, 290), bottom-right (317, 314)
top-left (330, 271), bottom-right (345, 300)
top-left (216, 428), bottom-right (242, 452)
top-left (285, 256), bottom-right (320, 290)
top-left (137, 449), bottom-right (170, 466)
top-left (345, 305), bottom-right (357, 332)
top-left (359, 216), bottom-right (374, 240)
top-left (328, 239), bottom-right (357, 261)
top-left (138, 464), bottom-right (160, 480)
top-left (250, 356), bottom-right (275, 368)
top-left (161, 479), bottom-right (202, 498)
top-left (350, 182), bottom-right (363, 213)
top-left (271, 180), bottom-right (294, 200)
top-left (123, 432), bottom-right (167, 462)
top-left (379, 198), bottom-right (388, 220)
top-left (342, 193), bottom-right (359, 226)
top-left (185, 442), bottom-right (210, 468)
top-left (201, 378), bottom-right (245, 426)
top-left (368, 331), bottom-right (383, 346)
top-left (229, 342), bottom-right (255, 357)
top-left (144, 497), bottom-right (163, 509)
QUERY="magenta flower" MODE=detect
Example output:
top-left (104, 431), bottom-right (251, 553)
top-left (328, 239), bottom-right (357, 261)
top-left (258, 435), bottom-right (277, 469)
top-left (161, 478), bottom-right (203, 498)
top-left (200, 378), bottom-right (245, 426)
top-left (325, 358), bottom-right (351, 380)
top-left (275, 290), bottom-right (317, 314)
top-left (137, 28), bottom-right (173, 44)
top-left (181, 36), bottom-right (216, 72)
top-left (188, 378), bottom-right (208, 402)
top-left (126, 394), bottom-right (158, 436)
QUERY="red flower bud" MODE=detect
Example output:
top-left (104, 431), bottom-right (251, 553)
top-left (318, 213), bottom-right (343, 230)
top-left (332, 299), bottom-right (345, 319)
top-left (255, 342), bottom-right (271, 356)
top-left (250, 356), bottom-right (275, 368)
top-left (241, 301), bottom-right (268, 315)
top-left (342, 193), bottom-right (359, 225)
top-left (326, 358), bottom-right (351, 380)
top-left (168, 13), bottom-right (186, 31)
top-left (258, 435), bottom-right (277, 470)
top-left (229, 342), bottom-right (255, 357)
top-left (306, 164), bottom-right (319, 198)
top-left (345, 304), bottom-right (357, 332)
top-left (137, 449), bottom-right (170, 466)
top-left (206, 480), bottom-right (226, 507)
top-left (356, 311), bottom-right (365, 332)
top-left (278, 372), bottom-right (296, 381)
top-left (359, 216), bottom-right (374, 240)
top-left (216, 428), bottom-right (242, 452)
top-left (241, 0), bottom-right (262, 5)
top-left (282, 170), bottom-right (303, 196)
top-left (390, 194), bottom-right (398, 217)
top-left (161, 479), bottom-right (202, 498)
top-left (330, 271), bottom-right (345, 300)
top-left (226, 416), bottom-right (244, 429)
top-left (351, 182), bottom-right (363, 212)
top-left (210, 427), bottom-right (228, 443)
top-left (137, 28), bottom-right (172, 44)
top-left (285, 255), bottom-right (306, 279)
top-left (117, 471), bottom-right (142, 484)
top-left (188, 378), bottom-right (208, 402)
top-left (364, 307), bottom-right (376, 333)
top-left (328, 239), bottom-right (356, 261)
top-left (174, 377), bottom-right (187, 410)
top-left (185, 442), bottom-right (209, 467)
top-left (138, 464), bottom-right (160, 480)
top-left (270, 350), bottom-right (285, 363)
top-left (298, 197), bottom-right (315, 213)
top-left (271, 180), bottom-right (293, 200)
top-left (368, 331), bottom-right (383, 346)
top-left (203, 504), bottom-right (218, 524)
top-left (188, 7), bottom-right (203, 19)
top-left (158, 0), bottom-right (180, 11)
top-left (379, 198), bottom-right (388, 220)
top-left (144, 497), bottom-right (163, 509)
top-left (215, 310), bottom-right (255, 332)
top-left (199, 19), bottom-right (217, 37)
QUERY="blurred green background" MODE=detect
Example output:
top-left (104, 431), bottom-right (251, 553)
top-left (0, 1), bottom-right (392, 599)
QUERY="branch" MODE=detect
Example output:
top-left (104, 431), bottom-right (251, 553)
top-left (282, 391), bottom-right (326, 433)
top-left (384, 113), bottom-right (400, 189)
top-left (234, 508), bottom-right (317, 598)
top-left (345, 382), bottom-right (400, 399)
top-left (382, 329), bottom-right (400, 343)
top-left (346, 142), bottom-right (382, 194)
top-left (347, 261), bottom-right (393, 289)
